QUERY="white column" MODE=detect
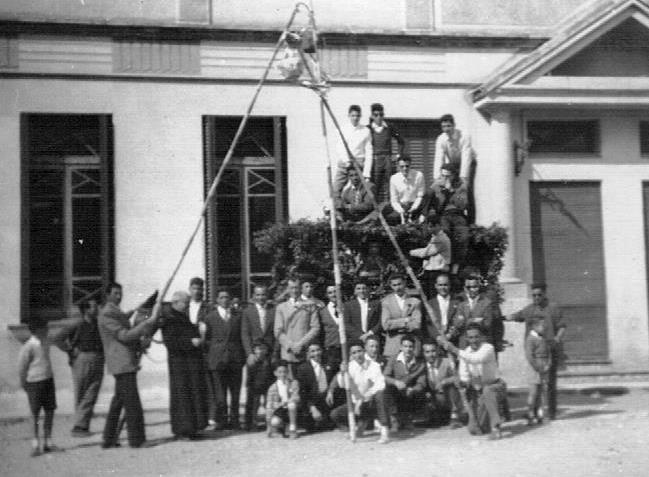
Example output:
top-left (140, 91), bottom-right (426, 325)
top-left (489, 110), bottom-right (518, 282)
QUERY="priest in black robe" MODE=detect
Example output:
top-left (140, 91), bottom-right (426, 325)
top-left (160, 291), bottom-right (208, 439)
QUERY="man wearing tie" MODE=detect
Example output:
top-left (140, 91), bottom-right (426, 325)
top-left (345, 280), bottom-right (381, 342)
top-left (425, 274), bottom-right (462, 345)
top-left (319, 285), bottom-right (347, 374)
top-left (296, 343), bottom-right (334, 432)
top-left (456, 275), bottom-right (504, 351)
top-left (204, 289), bottom-right (245, 430)
top-left (381, 274), bottom-right (422, 358)
top-left (187, 277), bottom-right (210, 328)
top-left (241, 285), bottom-right (275, 365)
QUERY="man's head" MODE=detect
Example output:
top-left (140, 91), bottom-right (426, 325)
top-left (440, 114), bottom-right (455, 136)
top-left (427, 214), bottom-right (442, 235)
top-left (353, 280), bottom-right (369, 300)
top-left (400, 334), bottom-right (415, 360)
top-left (105, 282), bottom-right (123, 306)
top-left (422, 340), bottom-right (439, 364)
top-left (286, 279), bottom-right (300, 299)
top-left (252, 285), bottom-right (268, 306)
top-left (274, 360), bottom-right (289, 381)
top-left (216, 289), bottom-right (231, 309)
top-left (189, 277), bottom-right (204, 302)
top-left (347, 167), bottom-right (362, 187)
top-left (368, 242), bottom-right (381, 256)
top-left (171, 290), bottom-right (190, 313)
top-left (325, 285), bottom-right (336, 304)
top-left (307, 342), bottom-right (323, 363)
top-left (349, 340), bottom-right (366, 364)
top-left (440, 162), bottom-right (459, 184)
top-left (253, 339), bottom-right (269, 359)
top-left (301, 281), bottom-right (314, 299)
top-left (531, 283), bottom-right (547, 306)
top-left (435, 273), bottom-right (451, 298)
top-left (389, 274), bottom-right (406, 296)
top-left (348, 105), bottom-right (362, 126)
top-left (28, 316), bottom-right (48, 339)
top-left (465, 323), bottom-right (484, 350)
top-left (371, 103), bottom-right (384, 124)
top-left (365, 335), bottom-right (380, 359)
top-left (464, 275), bottom-right (481, 299)
top-left (396, 156), bottom-right (412, 178)
top-left (78, 298), bottom-right (99, 321)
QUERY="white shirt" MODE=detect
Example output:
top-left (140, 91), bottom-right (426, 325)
top-left (18, 335), bottom-right (53, 383)
top-left (337, 357), bottom-right (385, 404)
top-left (422, 230), bottom-right (452, 272)
top-left (337, 123), bottom-right (373, 178)
top-left (389, 169), bottom-right (425, 213)
top-left (458, 343), bottom-right (500, 385)
top-left (276, 379), bottom-right (289, 403)
top-left (217, 305), bottom-right (230, 321)
top-left (434, 128), bottom-right (474, 179)
top-left (357, 298), bottom-right (369, 333)
top-left (255, 302), bottom-right (267, 331)
top-left (437, 294), bottom-right (450, 330)
top-left (327, 302), bottom-right (340, 327)
top-left (394, 294), bottom-right (406, 312)
top-left (311, 359), bottom-right (328, 393)
top-left (396, 351), bottom-right (416, 368)
top-left (189, 300), bottom-right (201, 325)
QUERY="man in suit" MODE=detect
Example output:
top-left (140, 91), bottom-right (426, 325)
top-left (274, 278), bottom-right (320, 377)
top-left (319, 285), bottom-right (348, 373)
top-left (241, 285), bottom-right (275, 365)
top-left (204, 289), bottom-right (245, 430)
top-left (381, 274), bottom-right (422, 358)
top-left (335, 167), bottom-right (377, 223)
top-left (295, 342), bottom-right (334, 432)
top-left (345, 280), bottom-right (381, 342)
top-left (425, 274), bottom-right (462, 345)
top-left (456, 275), bottom-right (504, 351)
top-left (188, 277), bottom-right (210, 327)
top-left (413, 340), bottom-right (463, 428)
top-left (98, 283), bottom-right (157, 448)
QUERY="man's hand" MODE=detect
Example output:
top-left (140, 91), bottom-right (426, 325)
top-left (191, 338), bottom-right (202, 347)
top-left (339, 362), bottom-right (348, 373)
top-left (394, 380), bottom-right (407, 391)
top-left (198, 321), bottom-right (206, 337)
top-left (310, 406), bottom-right (323, 421)
top-left (405, 387), bottom-right (414, 397)
top-left (325, 391), bottom-right (334, 407)
top-left (246, 354), bottom-right (258, 367)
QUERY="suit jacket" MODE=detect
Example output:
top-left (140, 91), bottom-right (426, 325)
top-left (424, 295), bottom-right (461, 343)
top-left (160, 304), bottom-right (203, 359)
top-left (413, 358), bottom-right (455, 394)
top-left (98, 302), bottom-right (154, 376)
top-left (295, 360), bottom-right (335, 409)
top-left (344, 298), bottom-right (381, 341)
top-left (274, 298), bottom-right (321, 363)
top-left (383, 355), bottom-right (425, 387)
top-left (204, 307), bottom-right (245, 370)
top-left (337, 181), bottom-right (376, 222)
top-left (381, 293), bottom-right (422, 357)
top-left (319, 304), bottom-right (350, 349)
top-left (241, 302), bottom-right (276, 357)
top-left (456, 293), bottom-right (503, 348)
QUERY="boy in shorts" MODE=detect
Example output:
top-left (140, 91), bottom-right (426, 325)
top-left (265, 360), bottom-right (300, 438)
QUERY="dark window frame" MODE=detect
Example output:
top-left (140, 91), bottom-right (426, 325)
top-left (526, 120), bottom-right (601, 155)
top-left (640, 121), bottom-right (649, 156)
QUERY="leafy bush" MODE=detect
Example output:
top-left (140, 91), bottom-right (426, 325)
top-left (253, 218), bottom-right (507, 300)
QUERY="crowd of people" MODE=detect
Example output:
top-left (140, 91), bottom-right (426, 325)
top-left (17, 107), bottom-right (567, 455)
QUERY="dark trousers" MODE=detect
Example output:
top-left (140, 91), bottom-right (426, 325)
top-left (71, 351), bottom-right (104, 431)
top-left (330, 390), bottom-right (389, 428)
top-left (416, 384), bottom-right (463, 425)
top-left (208, 363), bottom-right (242, 425)
top-left (103, 372), bottom-right (145, 447)
top-left (384, 385), bottom-right (417, 423)
top-left (441, 213), bottom-right (470, 267)
top-left (324, 346), bottom-right (342, 374)
top-left (371, 153), bottom-right (393, 203)
top-left (300, 394), bottom-right (332, 431)
top-left (548, 350), bottom-right (558, 418)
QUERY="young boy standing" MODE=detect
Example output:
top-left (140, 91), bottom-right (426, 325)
top-left (18, 318), bottom-right (58, 457)
top-left (244, 340), bottom-right (274, 431)
top-left (525, 317), bottom-right (551, 425)
top-left (266, 360), bottom-right (300, 438)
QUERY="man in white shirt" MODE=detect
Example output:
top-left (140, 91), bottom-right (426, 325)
top-left (326, 340), bottom-right (390, 443)
top-left (409, 215), bottom-right (452, 297)
top-left (334, 104), bottom-right (373, 195)
top-left (442, 323), bottom-right (505, 439)
top-left (385, 156), bottom-right (426, 225)
top-left (188, 277), bottom-right (208, 327)
top-left (433, 114), bottom-right (475, 183)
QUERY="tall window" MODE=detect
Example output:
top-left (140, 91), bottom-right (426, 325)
top-left (21, 115), bottom-right (114, 321)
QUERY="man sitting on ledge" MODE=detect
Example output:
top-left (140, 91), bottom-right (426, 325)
top-left (384, 156), bottom-right (426, 225)
top-left (336, 166), bottom-right (377, 224)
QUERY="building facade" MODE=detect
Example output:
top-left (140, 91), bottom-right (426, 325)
top-left (1, 0), bottom-right (648, 403)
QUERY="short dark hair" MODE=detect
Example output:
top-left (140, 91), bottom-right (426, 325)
top-left (531, 283), bottom-right (547, 292)
top-left (274, 360), bottom-right (289, 371)
top-left (105, 282), bottom-right (122, 296)
top-left (435, 273), bottom-right (450, 284)
top-left (427, 214), bottom-right (441, 227)
top-left (189, 277), bottom-right (204, 287)
top-left (215, 288), bottom-right (230, 297)
top-left (466, 322), bottom-right (484, 335)
top-left (440, 162), bottom-right (459, 175)
top-left (365, 334), bottom-right (380, 345)
top-left (28, 317), bottom-right (48, 334)
top-left (440, 114), bottom-right (455, 125)
top-left (353, 278), bottom-right (369, 288)
top-left (348, 104), bottom-right (361, 114)
top-left (389, 273), bottom-right (405, 283)
top-left (464, 274), bottom-right (482, 284)
top-left (346, 164), bottom-right (361, 173)
top-left (397, 155), bottom-right (411, 164)
top-left (422, 338), bottom-right (438, 348)
top-left (78, 299), bottom-right (96, 316)
top-left (348, 339), bottom-right (365, 352)
top-left (252, 339), bottom-right (269, 350)
top-left (370, 103), bottom-right (384, 113)
top-left (400, 333), bottom-right (416, 345)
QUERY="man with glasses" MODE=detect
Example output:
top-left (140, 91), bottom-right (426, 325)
top-left (385, 156), bottom-right (426, 225)
top-left (334, 104), bottom-right (373, 196)
top-left (368, 103), bottom-right (404, 202)
top-left (506, 283), bottom-right (566, 419)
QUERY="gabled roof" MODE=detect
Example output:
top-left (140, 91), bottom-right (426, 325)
top-left (471, 0), bottom-right (649, 104)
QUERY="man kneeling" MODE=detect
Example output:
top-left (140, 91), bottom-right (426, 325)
top-left (327, 340), bottom-right (390, 444)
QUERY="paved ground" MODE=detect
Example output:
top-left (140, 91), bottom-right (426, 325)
top-left (1, 386), bottom-right (648, 477)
